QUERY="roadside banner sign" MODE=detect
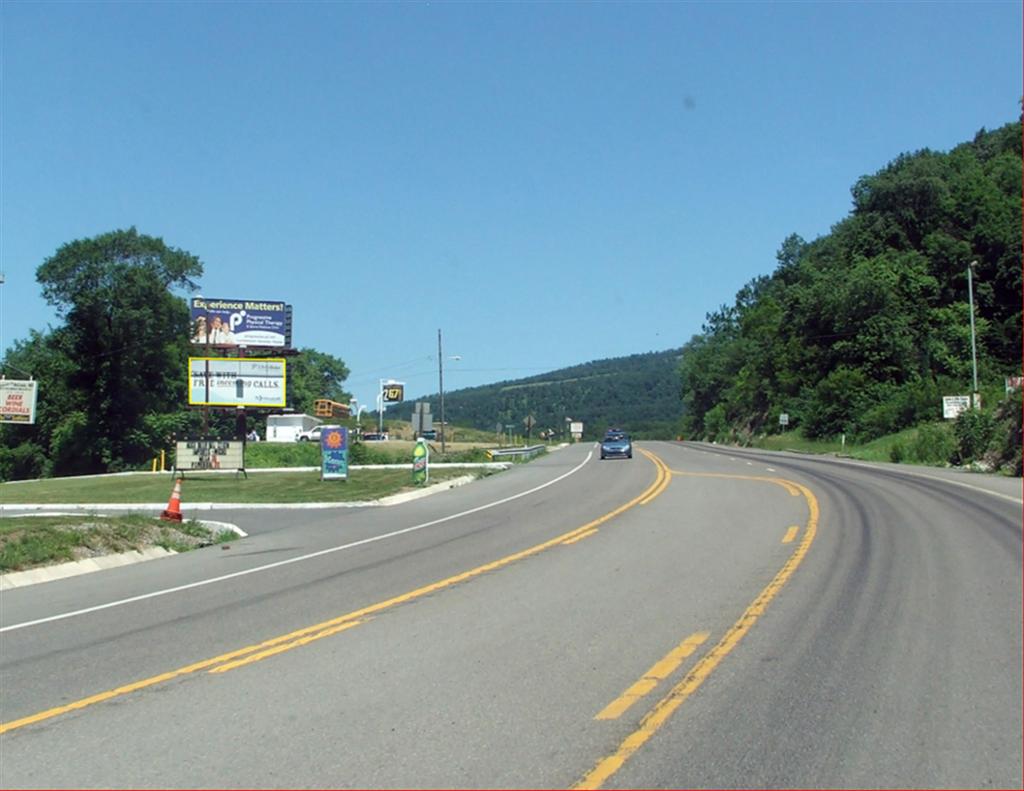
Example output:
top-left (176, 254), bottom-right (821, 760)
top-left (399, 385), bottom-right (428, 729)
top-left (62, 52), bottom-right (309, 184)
top-left (188, 357), bottom-right (286, 407)
top-left (942, 395), bottom-right (971, 419)
top-left (321, 426), bottom-right (349, 481)
top-left (412, 439), bottom-right (429, 485)
top-left (0, 379), bottom-right (38, 424)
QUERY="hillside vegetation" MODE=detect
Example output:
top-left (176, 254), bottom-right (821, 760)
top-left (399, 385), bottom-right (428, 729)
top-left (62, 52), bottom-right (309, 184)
top-left (679, 120), bottom-right (1021, 472)
top-left (389, 349), bottom-right (685, 441)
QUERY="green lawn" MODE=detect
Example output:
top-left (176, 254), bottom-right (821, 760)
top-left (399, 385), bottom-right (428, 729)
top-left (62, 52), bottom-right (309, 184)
top-left (0, 468), bottom-right (479, 505)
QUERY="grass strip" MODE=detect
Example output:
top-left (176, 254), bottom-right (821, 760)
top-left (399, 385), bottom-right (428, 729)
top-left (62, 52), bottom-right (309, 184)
top-left (0, 515), bottom-right (235, 573)
top-left (0, 468), bottom-right (478, 505)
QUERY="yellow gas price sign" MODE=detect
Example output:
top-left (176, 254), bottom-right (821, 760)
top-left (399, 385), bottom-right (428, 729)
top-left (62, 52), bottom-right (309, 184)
top-left (382, 384), bottom-right (404, 403)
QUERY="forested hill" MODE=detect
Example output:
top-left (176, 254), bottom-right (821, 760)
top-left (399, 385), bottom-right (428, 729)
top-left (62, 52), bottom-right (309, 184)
top-left (680, 119), bottom-right (1022, 443)
top-left (392, 349), bottom-right (684, 440)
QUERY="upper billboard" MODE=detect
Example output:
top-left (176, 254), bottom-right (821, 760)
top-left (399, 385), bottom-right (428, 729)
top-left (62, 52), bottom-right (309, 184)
top-left (190, 297), bottom-right (292, 348)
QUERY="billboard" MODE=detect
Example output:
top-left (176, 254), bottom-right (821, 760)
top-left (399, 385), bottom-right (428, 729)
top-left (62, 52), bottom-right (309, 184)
top-left (0, 379), bottom-right (38, 424)
top-left (189, 357), bottom-right (287, 407)
top-left (190, 297), bottom-right (292, 348)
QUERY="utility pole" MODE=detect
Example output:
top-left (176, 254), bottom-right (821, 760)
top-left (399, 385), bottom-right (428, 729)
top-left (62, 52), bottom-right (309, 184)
top-left (968, 260), bottom-right (979, 409)
top-left (438, 328), bottom-right (446, 454)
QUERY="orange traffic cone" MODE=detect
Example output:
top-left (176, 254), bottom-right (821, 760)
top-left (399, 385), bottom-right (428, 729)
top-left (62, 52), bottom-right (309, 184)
top-left (160, 478), bottom-right (183, 522)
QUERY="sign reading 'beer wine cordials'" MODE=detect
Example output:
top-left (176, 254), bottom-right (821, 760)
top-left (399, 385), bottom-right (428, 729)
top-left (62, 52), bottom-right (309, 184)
top-left (0, 379), bottom-right (38, 424)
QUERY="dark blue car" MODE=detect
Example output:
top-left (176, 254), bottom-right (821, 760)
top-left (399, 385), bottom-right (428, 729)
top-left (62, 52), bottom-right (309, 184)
top-left (600, 432), bottom-right (633, 460)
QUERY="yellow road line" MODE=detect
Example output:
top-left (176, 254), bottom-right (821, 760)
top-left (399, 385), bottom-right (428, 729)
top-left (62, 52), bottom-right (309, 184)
top-left (209, 619), bottom-right (367, 674)
top-left (562, 528), bottom-right (598, 545)
top-left (1, 451), bottom-right (673, 736)
top-left (595, 632), bottom-right (709, 720)
top-left (782, 525), bottom-right (799, 544)
top-left (639, 451), bottom-right (671, 505)
top-left (575, 477), bottom-right (820, 790)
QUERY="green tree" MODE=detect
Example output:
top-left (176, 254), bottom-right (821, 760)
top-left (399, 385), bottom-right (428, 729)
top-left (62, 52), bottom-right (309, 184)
top-left (286, 348), bottom-right (352, 415)
top-left (34, 228), bottom-right (202, 474)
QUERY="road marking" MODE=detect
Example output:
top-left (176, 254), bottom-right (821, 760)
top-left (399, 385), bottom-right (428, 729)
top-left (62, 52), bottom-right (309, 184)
top-left (0, 452), bottom-right (673, 735)
top-left (209, 619), bottom-right (367, 674)
top-left (3, 451), bottom-right (601, 634)
top-left (595, 632), bottom-right (709, 720)
top-left (639, 451), bottom-right (671, 505)
top-left (575, 475), bottom-right (819, 790)
top-left (782, 525), bottom-right (799, 543)
top-left (562, 528), bottom-right (598, 545)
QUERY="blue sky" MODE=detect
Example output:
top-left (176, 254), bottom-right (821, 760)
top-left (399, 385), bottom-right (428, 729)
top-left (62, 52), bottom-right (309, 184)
top-left (1, 1), bottom-right (1020, 413)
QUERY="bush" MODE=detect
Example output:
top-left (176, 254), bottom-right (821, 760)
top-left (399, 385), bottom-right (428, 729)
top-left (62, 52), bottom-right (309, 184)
top-left (952, 408), bottom-right (997, 465)
top-left (983, 393), bottom-right (1023, 475)
top-left (909, 422), bottom-right (957, 465)
top-left (0, 442), bottom-right (48, 482)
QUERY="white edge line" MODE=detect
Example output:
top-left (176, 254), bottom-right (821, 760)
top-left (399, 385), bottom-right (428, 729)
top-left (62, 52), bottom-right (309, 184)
top-left (1, 451), bottom-right (594, 633)
top-left (689, 443), bottom-right (1022, 505)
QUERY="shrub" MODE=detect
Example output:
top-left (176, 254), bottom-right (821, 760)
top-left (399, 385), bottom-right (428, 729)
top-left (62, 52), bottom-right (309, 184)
top-left (952, 408), bottom-right (996, 465)
top-left (909, 422), bottom-right (957, 465)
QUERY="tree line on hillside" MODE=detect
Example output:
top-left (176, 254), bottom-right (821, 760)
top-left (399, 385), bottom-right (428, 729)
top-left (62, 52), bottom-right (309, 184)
top-left (680, 120), bottom-right (1021, 472)
top-left (389, 349), bottom-right (686, 441)
top-left (0, 228), bottom-right (351, 481)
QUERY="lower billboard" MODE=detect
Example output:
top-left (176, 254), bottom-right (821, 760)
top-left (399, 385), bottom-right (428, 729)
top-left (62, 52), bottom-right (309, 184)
top-left (188, 358), bottom-right (286, 407)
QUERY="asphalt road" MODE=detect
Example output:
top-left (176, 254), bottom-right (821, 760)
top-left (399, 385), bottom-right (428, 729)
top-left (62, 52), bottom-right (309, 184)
top-left (1, 442), bottom-right (1020, 788)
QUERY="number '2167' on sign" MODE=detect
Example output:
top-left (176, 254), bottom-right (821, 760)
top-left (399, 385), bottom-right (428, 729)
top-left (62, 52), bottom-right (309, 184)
top-left (382, 385), bottom-right (404, 402)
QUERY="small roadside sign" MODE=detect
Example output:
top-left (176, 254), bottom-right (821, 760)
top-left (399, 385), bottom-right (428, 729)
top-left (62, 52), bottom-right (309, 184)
top-left (320, 426), bottom-right (349, 480)
top-left (779, 413), bottom-right (789, 427)
top-left (0, 379), bottom-right (38, 424)
top-left (942, 395), bottom-right (971, 419)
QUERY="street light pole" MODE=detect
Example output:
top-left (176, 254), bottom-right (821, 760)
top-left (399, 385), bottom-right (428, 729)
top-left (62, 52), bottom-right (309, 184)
top-left (967, 260), bottom-right (979, 409)
top-left (438, 329), bottom-right (446, 454)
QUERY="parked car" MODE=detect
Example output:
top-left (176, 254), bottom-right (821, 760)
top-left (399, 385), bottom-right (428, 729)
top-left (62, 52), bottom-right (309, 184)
top-left (600, 432), bottom-right (633, 460)
top-left (296, 426), bottom-right (324, 442)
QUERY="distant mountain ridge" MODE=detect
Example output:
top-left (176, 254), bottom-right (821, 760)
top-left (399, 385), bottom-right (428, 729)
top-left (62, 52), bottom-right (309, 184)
top-left (391, 349), bottom-right (685, 440)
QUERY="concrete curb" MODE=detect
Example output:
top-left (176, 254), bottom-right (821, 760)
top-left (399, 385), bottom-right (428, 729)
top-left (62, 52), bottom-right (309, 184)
top-left (0, 547), bottom-right (177, 590)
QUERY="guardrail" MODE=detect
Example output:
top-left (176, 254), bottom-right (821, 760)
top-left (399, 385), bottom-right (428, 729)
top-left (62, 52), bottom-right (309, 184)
top-left (486, 445), bottom-right (547, 460)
